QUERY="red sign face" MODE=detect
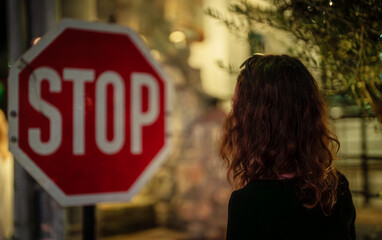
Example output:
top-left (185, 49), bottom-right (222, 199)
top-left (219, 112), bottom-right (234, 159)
top-left (9, 19), bottom-right (171, 206)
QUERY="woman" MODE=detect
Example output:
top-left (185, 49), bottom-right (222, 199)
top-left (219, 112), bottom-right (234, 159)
top-left (220, 54), bottom-right (356, 239)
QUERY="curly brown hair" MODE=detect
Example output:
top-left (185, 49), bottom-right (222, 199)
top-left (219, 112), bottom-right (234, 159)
top-left (220, 54), bottom-right (340, 215)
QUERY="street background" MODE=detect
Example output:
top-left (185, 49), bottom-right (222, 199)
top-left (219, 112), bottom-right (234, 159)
top-left (2, 0), bottom-right (382, 239)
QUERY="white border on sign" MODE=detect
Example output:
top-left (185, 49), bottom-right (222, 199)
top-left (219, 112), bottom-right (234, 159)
top-left (8, 18), bottom-right (172, 206)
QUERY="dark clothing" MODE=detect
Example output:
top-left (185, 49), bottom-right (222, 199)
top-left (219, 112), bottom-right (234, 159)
top-left (226, 174), bottom-right (356, 240)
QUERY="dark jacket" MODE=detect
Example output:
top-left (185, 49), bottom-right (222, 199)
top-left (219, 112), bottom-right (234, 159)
top-left (226, 173), bottom-right (356, 240)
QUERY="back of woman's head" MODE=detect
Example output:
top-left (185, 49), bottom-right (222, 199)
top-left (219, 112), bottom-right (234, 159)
top-left (220, 54), bottom-right (339, 215)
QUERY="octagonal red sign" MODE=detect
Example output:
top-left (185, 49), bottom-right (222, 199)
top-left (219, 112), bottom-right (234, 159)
top-left (8, 19), bottom-right (172, 206)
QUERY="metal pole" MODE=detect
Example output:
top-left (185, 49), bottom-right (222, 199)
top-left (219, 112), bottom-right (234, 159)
top-left (361, 118), bottom-right (369, 205)
top-left (26, 0), bottom-right (65, 239)
top-left (6, 0), bottom-right (36, 239)
top-left (83, 205), bottom-right (96, 240)
top-left (7, 0), bottom-right (64, 239)
top-left (6, 0), bottom-right (27, 64)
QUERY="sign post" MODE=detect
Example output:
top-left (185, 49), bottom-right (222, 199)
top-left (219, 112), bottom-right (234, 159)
top-left (8, 19), bottom-right (172, 207)
top-left (83, 205), bottom-right (95, 239)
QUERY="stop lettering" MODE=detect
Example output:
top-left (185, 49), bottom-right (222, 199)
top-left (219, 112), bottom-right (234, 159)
top-left (28, 67), bottom-right (158, 155)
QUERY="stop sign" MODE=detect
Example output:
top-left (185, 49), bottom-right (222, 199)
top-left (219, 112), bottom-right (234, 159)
top-left (8, 19), bottom-right (172, 206)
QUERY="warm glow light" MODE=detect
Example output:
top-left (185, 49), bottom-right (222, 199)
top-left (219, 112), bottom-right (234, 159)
top-left (150, 49), bottom-right (161, 61)
top-left (329, 1), bottom-right (333, 6)
top-left (140, 34), bottom-right (148, 45)
top-left (169, 31), bottom-right (186, 43)
top-left (330, 107), bottom-right (343, 119)
top-left (32, 37), bottom-right (41, 45)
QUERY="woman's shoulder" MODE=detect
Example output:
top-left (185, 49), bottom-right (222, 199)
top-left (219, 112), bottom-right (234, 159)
top-left (230, 172), bottom-right (350, 199)
top-left (337, 171), bottom-right (350, 186)
top-left (229, 178), bottom-right (297, 203)
top-left (231, 172), bottom-right (350, 201)
top-left (336, 171), bottom-right (352, 198)
top-left (334, 171), bottom-right (354, 206)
